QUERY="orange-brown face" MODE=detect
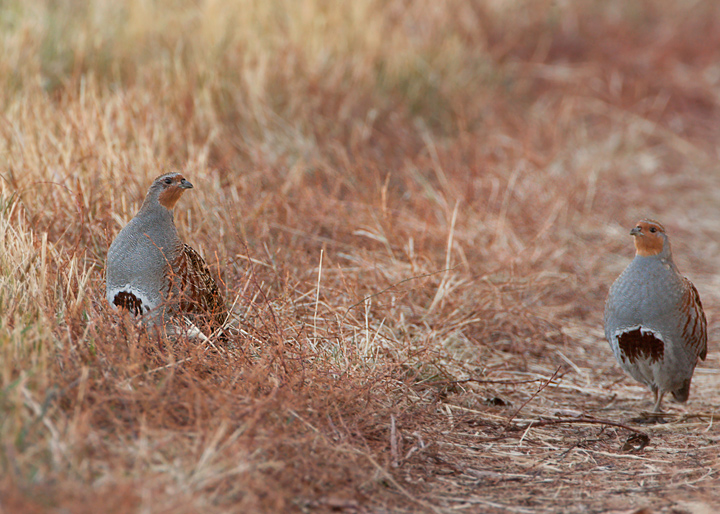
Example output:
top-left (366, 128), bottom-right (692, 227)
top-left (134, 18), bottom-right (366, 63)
top-left (157, 173), bottom-right (193, 209)
top-left (630, 219), bottom-right (666, 257)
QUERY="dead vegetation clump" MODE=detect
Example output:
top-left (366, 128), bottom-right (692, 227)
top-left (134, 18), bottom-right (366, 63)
top-left (1, 0), bottom-right (720, 512)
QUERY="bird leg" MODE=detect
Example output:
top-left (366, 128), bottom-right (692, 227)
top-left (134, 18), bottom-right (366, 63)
top-left (652, 387), bottom-right (665, 413)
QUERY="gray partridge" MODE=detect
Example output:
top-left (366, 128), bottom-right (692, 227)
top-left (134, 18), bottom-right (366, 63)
top-left (604, 219), bottom-right (707, 412)
top-left (106, 172), bottom-right (227, 336)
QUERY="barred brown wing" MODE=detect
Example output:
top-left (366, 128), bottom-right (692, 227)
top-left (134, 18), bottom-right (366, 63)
top-left (681, 278), bottom-right (707, 361)
top-left (172, 243), bottom-right (228, 329)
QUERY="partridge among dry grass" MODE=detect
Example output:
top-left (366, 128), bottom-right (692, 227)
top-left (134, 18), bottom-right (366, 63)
top-left (604, 220), bottom-right (707, 412)
top-left (106, 172), bottom-right (228, 337)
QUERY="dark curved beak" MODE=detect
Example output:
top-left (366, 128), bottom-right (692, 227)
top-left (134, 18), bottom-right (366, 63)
top-left (180, 178), bottom-right (194, 189)
top-left (630, 226), bottom-right (642, 236)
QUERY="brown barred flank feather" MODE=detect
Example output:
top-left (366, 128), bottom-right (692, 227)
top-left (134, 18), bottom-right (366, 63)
top-left (681, 279), bottom-right (707, 361)
top-left (172, 243), bottom-right (228, 330)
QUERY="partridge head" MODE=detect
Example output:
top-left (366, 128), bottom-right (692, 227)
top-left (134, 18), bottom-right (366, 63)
top-left (604, 219), bottom-right (707, 412)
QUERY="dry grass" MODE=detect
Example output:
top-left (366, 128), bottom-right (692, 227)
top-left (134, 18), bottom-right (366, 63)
top-left (1, 0), bottom-right (720, 512)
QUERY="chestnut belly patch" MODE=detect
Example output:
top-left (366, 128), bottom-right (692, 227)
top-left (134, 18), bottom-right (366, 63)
top-left (617, 327), bottom-right (664, 364)
top-left (114, 291), bottom-right (144, 316)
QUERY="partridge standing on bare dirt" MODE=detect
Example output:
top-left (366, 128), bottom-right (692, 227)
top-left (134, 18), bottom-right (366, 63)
top-left (106, 172), bottom-right (228, 335)
top-left (604, 219), bottom-right (707, 412)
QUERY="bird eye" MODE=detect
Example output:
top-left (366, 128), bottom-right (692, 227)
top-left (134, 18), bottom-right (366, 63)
top-left (164, 177), bottom-right (173, 185)
top-left (649, 227), bottom-right (656, 233)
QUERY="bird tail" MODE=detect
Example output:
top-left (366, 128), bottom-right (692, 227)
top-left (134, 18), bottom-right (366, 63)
top-left (671, 379), bottom-right (692, 403)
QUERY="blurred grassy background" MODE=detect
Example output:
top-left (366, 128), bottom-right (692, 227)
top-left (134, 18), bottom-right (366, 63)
top-left (1, 0), bottom-right (720, 512)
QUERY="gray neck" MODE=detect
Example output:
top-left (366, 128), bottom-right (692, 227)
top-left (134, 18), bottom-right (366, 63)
top-left (138, 192), bottom-right (173, 221)
top-left (633, 247), bottom-right (677, 272)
